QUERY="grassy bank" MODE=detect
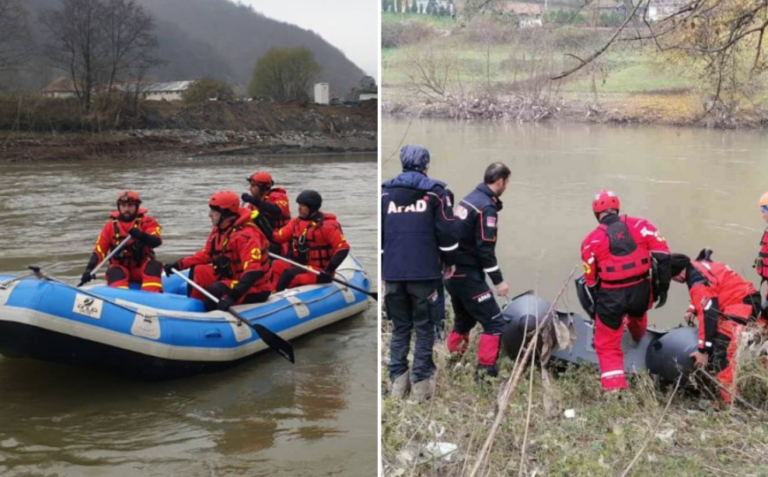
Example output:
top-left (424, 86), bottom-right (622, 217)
top-left (381, 312), bottom-right (768, 476)
top-left (381, 13), bottom-right (768, 127)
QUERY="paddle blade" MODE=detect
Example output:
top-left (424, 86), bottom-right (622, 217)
top-left (228, 308), bottom-right (294, 363)
top-left (252, 323), bottom-right (295, 363)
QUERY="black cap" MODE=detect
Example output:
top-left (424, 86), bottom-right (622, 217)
top-left (296, 190), bottom-right (322, 213)
top-left (670, 253), bottom-right (691, 277)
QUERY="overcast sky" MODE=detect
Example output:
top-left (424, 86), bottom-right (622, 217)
top-left (236, 0), bottom-right (379, 78)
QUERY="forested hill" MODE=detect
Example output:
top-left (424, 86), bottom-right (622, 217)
top-left (19, 0), bottom-right (366, 94)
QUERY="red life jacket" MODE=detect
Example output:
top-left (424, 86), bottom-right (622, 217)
top-left (289, 214), bottom-right (342, 270)
top-left (266, 187), bottom-right (291, 228)
top-left (757, 229), bottom-right (768, 280)
top-left (690, 260), bottom-right (758, 313)
top-left (108, 209), bottom-right (155, 264)
top-left (207, 211), bottom-right (270, 281)
top-left (596, 215), bottom-right (651, 284)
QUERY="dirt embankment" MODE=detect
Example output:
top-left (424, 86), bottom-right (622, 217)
top-left (0, 100), bottom-right (378, 161)
top-left (382, 87), bottom-right (768, 129)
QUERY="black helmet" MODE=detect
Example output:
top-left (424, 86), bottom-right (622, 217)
top-left (296, 190), bottom-right (322, 213)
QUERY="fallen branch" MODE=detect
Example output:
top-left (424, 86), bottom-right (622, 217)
top-left (696, 368), bottom-right (762, 413)
top-left (469, 265), bottom-right (577, 477)
top-left (518, 312), bottom-right (540, 477)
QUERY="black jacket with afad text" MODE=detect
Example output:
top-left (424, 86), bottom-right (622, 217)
top-left (381, 171), bottom-right (458, 281)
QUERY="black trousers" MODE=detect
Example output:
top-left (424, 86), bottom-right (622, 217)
top-left (595, 278), bottom-right (651, 330)
top-left (445, 269), bottom-right (504, 336)
top-left (385, 280), bottom-right (440, 382)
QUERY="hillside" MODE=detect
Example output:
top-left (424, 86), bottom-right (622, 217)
top-left (6, 0), bottom-right (366, 95)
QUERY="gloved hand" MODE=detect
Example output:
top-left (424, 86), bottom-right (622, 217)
top-left (81, 271), bottom-right (93, 284)
top-left (317, 271), bottom-right (333, 284)
top-left (164, 262), bottom-right (178, 278)
top-left (655, 290), bottom-right (668, 309)
top-left (241, 193), bottom-right (259, 205)
top-left (128, 228), bottom-right (147, 242)
top-left (217, 296), bottom-right (235, 311)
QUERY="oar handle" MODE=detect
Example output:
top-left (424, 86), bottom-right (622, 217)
top-left (80, 237), bottom-right (133, 286)
top-left (171, 267), bottom-right (220, 303)
top-left (268, 252), bottom-right (377, 300)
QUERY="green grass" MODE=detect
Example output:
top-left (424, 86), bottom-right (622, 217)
top-left (382, 11), bottom-right (457, 28)
top-left (381, 310), bottom-right (768, 476)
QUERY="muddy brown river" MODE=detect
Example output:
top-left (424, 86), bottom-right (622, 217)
top-left (0, 153), bottom-right (377, 476)
top-left (383, 118), bottom-right (768, 328)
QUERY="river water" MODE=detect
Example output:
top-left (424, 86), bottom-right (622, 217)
top-left (383, 118), bottom-right (768, 327)
top-left (0, 153), bottom-right (377, 476)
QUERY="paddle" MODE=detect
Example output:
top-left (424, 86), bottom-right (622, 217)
top-left (29, 265), bottom-right (150, 318)
top-left (169, 268), bottom-right (295, 364)
top-left (268, 253), bottom-right (377, 301)
top-left (77, 237), bottom-right (133, 287)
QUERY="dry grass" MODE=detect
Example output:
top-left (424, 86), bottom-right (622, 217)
top-left (381, 308), bottom-right (768, 476)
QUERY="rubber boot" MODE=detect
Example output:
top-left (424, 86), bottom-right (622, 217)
top-left (391, 370), bottom-right (411, 399)
top-left (411, 376), bottom-right (436, 403)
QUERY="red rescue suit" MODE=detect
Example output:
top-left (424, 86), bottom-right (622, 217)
top-left (686, 259), bottom-right (764, 402)
top-left (246, 187), bottom-right (291, 256)
top-left (92, 208), bottom-right (163, 292)
top-left (271, 212), bottom-right (350, 290)
top-left (581, 214), bottom-right (670, 390)
top-left (176, 208), bottom-right (272, 306)
top-left (245, 187), bottom-right (291, 228)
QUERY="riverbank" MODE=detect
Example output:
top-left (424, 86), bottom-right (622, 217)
top-left (381, 13), bottom-right (768, 128)
top-left (0, 100), bottom-right (377, 161)
top-left (382, 88), bottom-right (768, 128)
top-left (381, 313), bottom-right (768, 476)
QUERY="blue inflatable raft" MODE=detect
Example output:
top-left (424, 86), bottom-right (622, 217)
top-left (0, 255), bottom-right (371, 380)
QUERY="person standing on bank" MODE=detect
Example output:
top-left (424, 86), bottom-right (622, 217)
top-left (382, 145), bottom-right (458, 402)
top-left (445, 163), bottom-right (511, 380)
top-left (580, 190), bottom-right (672, 391)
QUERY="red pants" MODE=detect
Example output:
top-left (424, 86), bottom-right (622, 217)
top-left (711, 317), bottom-right (767, 402)
top-left (271, 260), bottom-right (322, 291)
top-left (106, 259), bottom-right (162, 293)
top-left (189, 264), bottom-right (271, 303)
top-left (593, 279), bottom-right (653, 390)
top-left (594, 314), bottom-right (647, 390)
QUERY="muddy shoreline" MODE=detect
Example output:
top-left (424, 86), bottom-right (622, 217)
top-left (381, 95), bottom-right (768, 130)
top-left (0, 99), bottom-right (378, 161)
top-left (0, 129), bottom-right (377, 162)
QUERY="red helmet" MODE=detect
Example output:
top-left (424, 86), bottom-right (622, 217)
top-left (247, 171), bottom-right (274, 188)
top-left (117, 190), bottom-right (141, 206)
top-left (209, 191), bottom-right (240, 214)
top-left (592, 190), bottom-right (620, 214)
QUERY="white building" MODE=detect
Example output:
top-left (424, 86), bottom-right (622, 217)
top-left (141, 81), bottom-right (193, 101)
top-left (314, 83), bottom-right (330, 104)
top-left (42, 77), bottom-right (78, 99)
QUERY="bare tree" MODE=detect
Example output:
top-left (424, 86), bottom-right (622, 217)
top-left (403, 41), bottom-right (462, 101)
top-left (0, 0), bottom-right (33, 72)
top-left (552, 0), bottom-right (768, 114)
top-left (101, 0), bottom-right (160, 95)
top-left (40, 0), bottom-right (160, 112)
